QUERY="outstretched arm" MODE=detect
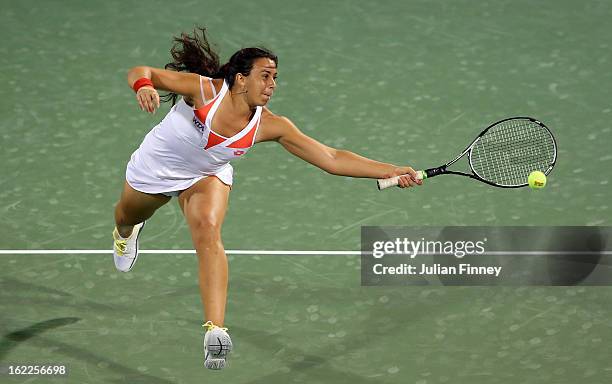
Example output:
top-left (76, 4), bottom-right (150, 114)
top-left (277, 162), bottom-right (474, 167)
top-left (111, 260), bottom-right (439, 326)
top-left (258, 114), bottom-right (421, 188)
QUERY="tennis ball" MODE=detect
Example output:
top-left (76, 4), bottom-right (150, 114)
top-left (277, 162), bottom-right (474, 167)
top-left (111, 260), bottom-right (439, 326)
top-left (528, 171), bottom-right (547, 189)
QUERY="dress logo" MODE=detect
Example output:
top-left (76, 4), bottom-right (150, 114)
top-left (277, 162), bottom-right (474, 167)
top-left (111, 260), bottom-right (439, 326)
top-left (192, 117), bottom-right (206, 132)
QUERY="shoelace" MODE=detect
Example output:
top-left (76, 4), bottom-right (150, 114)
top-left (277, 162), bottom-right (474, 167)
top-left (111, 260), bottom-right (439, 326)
top-left (203, 320), bottom-right (228, 332)
top-left (113, 229), bottom-right (127, 256)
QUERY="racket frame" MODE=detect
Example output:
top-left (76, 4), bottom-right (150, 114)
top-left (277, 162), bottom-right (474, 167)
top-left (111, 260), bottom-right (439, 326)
top-left (378, 116), bottom-right (557, 189)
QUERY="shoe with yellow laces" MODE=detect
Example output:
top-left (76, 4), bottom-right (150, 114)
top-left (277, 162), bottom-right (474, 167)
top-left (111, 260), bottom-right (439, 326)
top-left (112, 222), bottom-right (145, 272)
top-left (203, 321), bottom-right (233, 370)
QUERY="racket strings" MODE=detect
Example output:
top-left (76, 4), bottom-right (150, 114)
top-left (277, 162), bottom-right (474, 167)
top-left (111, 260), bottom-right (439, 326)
top-left (470, 119), bottom-right (556, 186)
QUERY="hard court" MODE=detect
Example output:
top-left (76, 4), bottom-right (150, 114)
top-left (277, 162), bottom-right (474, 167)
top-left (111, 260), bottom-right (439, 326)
top-left (1, 0), bottom-right (611, 383)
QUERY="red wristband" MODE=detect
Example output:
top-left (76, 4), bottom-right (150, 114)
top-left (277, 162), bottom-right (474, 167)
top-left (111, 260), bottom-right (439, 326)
top-left (132, 78), bottom-right (154, 93)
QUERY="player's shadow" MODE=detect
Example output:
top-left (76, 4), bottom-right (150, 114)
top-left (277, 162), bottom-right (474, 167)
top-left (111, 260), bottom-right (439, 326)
top-left (179, 282), bottom-right (471, 383)
top-left (0, 318), bottom-right (175, 384)
top-left (0, 317), bottom-right (81, 360)
top-left (219, 324), bottom-right (383, 384)
top-left (0, 277), bottom-right (121, 312)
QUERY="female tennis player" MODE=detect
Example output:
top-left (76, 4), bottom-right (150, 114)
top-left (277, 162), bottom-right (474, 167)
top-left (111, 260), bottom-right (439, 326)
top-left (112, 27), bottom-right (420, 370)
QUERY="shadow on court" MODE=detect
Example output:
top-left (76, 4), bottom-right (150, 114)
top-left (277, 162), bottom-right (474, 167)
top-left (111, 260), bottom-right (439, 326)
top-left (176, 275), bottom-right (477, 384)
top-left (236, 291), bottom-right (471, 384)
top-left (0, 277), bottom-right (120, 312)
top-left (231, 324), bottom-right (384, 384)
top-left (0, 275), bottom-right (180, 383)
top-left (0, 317), bottom-right (80, 360)
top-left (0, 317), bottom-right (176, 384)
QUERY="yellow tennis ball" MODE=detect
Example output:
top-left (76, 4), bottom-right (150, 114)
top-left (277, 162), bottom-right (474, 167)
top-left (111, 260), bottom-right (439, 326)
top-left (528, 171), bottom-right (547, 189)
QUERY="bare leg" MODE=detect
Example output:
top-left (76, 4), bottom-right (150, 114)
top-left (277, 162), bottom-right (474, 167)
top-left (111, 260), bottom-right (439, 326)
top-left (178, 177), bottom-right (230, 326)
top-left (114, 181), bottom-right (171, 237)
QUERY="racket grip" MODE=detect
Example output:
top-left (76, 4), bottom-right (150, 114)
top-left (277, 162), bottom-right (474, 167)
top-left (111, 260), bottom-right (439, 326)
top-left (377, 171), bottom-right (425, 190)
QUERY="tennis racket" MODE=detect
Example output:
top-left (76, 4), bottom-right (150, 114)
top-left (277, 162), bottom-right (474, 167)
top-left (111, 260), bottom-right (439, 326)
top-left (377, 117), bottom-right (557, 190)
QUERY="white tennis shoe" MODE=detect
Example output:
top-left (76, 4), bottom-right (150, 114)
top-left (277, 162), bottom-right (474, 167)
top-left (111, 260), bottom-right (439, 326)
top-left (203, 321), bottom-right (233, 370)
top-left (112, 222), bottom-right (145, 272)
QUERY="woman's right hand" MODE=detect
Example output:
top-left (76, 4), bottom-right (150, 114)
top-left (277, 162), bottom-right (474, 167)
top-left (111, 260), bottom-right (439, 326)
top-left (136, 86), bottom-right (160, 113)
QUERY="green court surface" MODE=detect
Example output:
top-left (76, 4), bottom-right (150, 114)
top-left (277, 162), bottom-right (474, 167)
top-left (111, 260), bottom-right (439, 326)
top-left (1, 0), bottom-right (611, 383)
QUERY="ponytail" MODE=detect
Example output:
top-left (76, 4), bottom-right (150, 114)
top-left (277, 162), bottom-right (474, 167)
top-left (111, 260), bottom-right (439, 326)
top-left (161, 27), bottom-right (221, 105)
top-left (161, 27), bottom-right (278, 105)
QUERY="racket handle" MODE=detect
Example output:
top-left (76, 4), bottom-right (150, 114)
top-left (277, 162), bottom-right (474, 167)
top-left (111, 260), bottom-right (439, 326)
top-left (377, 171), bottom-right (425, 190)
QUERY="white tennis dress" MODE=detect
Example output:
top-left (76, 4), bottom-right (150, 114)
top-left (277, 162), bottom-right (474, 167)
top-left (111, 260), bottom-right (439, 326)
top-left (126, 77), bottom-right (262, 195)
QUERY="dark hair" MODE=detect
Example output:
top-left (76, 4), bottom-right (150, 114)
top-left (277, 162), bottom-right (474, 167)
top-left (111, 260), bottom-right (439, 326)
top-left (161, 27), bottom-right (278, 105)
top-left (218, 47), bottom-right (278, 89)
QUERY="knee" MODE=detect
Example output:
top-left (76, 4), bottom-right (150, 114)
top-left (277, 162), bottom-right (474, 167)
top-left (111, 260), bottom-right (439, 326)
top-left (190, 214), bottom-right (223, 243)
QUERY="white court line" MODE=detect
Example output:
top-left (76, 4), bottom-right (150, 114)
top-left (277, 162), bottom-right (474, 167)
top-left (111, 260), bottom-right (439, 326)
top-left (0, 250), bottom-right (361, 255)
